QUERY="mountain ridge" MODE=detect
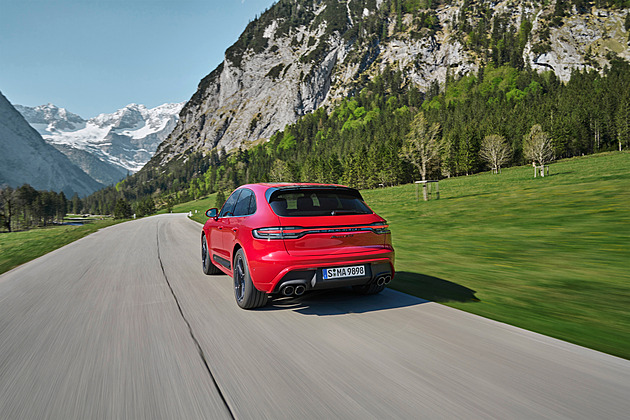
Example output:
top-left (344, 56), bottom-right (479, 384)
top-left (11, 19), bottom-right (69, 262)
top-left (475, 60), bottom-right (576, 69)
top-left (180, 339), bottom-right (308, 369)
top-left (17, 101), bottom-right (184, 180)
top-left (148, 0), bottom-right (630, 169)
top-left (0, 92), bottom-right (104, 197)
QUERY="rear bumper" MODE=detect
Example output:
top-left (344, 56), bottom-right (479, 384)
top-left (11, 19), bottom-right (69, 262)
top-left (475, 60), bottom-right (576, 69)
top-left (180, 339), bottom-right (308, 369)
top-left (247, 247), bottom-right (395, 293)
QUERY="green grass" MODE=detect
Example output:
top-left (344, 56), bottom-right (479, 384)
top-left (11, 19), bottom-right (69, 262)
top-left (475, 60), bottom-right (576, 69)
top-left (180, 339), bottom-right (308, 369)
top-left (362, 152), bottom-right (630, 359)
top-left (159, 192), bottom-right (218, 224)
top-left (0, 219), bottom-right (123, 275)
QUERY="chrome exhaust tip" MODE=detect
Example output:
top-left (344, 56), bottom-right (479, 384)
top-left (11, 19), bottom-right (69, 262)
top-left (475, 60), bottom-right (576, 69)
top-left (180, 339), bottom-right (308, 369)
top-left (383, 275), bottom-right (392, 285)
top-left (376, 276), bottom-right (385, 286)
top-left (294, 285), bottom-right (306, 296)
top-left (282, 285), bottom-right (295, 296)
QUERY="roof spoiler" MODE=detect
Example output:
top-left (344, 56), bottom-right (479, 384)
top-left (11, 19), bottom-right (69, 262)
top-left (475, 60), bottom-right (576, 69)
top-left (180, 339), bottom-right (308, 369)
top-left (265, 185), bottom-right (364, 203)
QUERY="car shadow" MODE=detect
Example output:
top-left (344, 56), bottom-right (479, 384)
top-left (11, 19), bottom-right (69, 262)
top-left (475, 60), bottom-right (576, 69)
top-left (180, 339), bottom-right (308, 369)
top-left (393, 271), bottom-right (480, 303)
top-left (260, 271), bottom-right (478, 316)
top-left (262, 288), bottom-right (426, 316)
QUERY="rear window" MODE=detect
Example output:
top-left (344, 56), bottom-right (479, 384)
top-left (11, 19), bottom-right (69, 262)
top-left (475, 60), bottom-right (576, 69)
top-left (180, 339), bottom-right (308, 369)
top-left (269, 189), bottom-right (372, 217)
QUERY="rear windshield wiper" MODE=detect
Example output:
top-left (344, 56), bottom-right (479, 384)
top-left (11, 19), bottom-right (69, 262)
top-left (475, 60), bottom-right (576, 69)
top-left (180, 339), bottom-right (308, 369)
top-left (330, 210), bottom-right (362, 215)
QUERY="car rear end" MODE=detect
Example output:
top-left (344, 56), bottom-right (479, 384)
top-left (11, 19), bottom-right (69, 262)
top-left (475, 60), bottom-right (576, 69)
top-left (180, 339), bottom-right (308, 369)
top-left (249, 185), bottom-right (394, 296)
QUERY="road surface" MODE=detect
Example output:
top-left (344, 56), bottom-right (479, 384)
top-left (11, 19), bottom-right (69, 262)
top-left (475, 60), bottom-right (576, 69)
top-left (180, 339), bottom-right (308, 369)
top-left (1, 213), bottom-right (629, 419)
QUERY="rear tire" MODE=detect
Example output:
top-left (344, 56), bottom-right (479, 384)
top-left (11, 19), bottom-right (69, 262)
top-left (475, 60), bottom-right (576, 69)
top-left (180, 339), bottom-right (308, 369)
top-left (233, 249), bottom-right (267, 309)
top-left (353, 282), bottom-right (386, 295)
top-left (202, 234), bottom-right (221, 275)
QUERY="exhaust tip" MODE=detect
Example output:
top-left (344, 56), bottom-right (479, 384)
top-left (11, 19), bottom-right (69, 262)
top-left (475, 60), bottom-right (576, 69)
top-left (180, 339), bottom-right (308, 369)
top-left (376, 276), bottom-right (385, 286)
top-left (294, 285), bottom-right (306, 296)
top-left (384, 275), bottom-right (392, 285)
top-left (282, 285), bottom-right (295, 296)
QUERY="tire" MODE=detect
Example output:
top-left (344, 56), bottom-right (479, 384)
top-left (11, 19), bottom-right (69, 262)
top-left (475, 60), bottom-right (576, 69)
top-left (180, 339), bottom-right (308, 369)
top-left (233, 248), bottom-right (267, 309)
top-left (201, 234), bottom-right (221, 275)
top-left (353, 282), bottom-right (386, 295)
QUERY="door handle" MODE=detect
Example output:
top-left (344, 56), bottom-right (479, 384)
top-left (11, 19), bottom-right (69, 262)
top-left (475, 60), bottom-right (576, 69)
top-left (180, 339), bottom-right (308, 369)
top-left (232, 228), bottom-right (238, 233)
top-left (218, 226), bottom-right (223, 230)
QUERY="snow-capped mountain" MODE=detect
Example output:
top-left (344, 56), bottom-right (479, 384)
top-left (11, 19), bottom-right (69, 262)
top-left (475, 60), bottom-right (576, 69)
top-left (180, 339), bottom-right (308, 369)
top-left (16, 102), bottom-right (184, 175)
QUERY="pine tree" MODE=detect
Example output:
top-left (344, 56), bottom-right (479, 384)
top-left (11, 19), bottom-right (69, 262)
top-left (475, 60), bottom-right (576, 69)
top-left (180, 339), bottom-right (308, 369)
top-left (215, 191), bottom-right (226, 210)
top-left (114, 198), bottom-right (133, 219)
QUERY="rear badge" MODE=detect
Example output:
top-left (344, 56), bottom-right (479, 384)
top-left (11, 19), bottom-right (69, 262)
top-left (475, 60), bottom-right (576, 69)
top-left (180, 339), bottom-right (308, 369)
top-left (331, 234), bottom-right (354, 239)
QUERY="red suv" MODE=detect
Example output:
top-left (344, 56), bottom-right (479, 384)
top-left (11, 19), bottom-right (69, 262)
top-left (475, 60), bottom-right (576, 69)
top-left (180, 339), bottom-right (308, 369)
top-left (201, 183), bottom-right (395, 309)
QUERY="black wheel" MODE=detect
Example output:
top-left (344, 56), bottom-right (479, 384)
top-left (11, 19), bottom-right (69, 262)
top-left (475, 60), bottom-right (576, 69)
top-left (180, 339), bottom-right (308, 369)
top-left (353, 282), bottom-right (386, 295)
top-left (233, 248), bottom-right (267, 309)
top-left (201, 234), bottom-right (221, 275)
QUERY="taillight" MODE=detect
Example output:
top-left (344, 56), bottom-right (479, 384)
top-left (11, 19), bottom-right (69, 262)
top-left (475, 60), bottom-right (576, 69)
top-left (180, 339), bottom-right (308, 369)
top-left (252, 227), bottom-right (302, 240)
top-left (371, 221), bottom-right (390, 234)
top-left (253, 223), bottom-right (390, 239)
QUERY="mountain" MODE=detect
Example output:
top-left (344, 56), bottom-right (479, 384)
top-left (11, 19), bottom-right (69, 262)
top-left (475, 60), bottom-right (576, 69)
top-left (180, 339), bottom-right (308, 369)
top-left (0, 92), bottom-right (104, 197)
top-left (149, 0), bottom-right (629, 168)
top-left (16, 102), bottom-right (184, 178)
top-left (50, 144), bottom-right (128, 187)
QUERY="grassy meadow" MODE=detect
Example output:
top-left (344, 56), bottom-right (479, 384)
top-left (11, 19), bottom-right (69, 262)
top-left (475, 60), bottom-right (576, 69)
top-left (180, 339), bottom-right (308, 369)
top-left (161, 196), bottom-right (219, 224)
top-left (0, 218), bottom-right (123, 275)
top-left (362, 152), bottom-right (630, 359)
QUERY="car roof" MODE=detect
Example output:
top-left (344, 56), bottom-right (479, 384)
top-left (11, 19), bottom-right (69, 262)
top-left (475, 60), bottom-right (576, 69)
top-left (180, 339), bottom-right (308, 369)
top-left (246, 182), bottom-right (346, 189)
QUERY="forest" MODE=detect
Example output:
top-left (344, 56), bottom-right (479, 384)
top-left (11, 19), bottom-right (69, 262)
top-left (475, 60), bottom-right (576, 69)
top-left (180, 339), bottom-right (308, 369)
top-left (69, 56), bottom-right (630, 216)
top-left (0, 185), bottom-right (69, 232)
top-left (0, 184), bottom-right (156, 232)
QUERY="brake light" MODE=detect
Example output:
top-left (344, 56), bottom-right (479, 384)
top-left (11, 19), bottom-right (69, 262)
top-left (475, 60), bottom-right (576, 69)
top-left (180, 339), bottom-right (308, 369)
top-left (371, 221), bottom-right (390, 234)
top-left (253, 223), bottom-right (390, 239)
top-left (252, 227), bottom-right (302, 240)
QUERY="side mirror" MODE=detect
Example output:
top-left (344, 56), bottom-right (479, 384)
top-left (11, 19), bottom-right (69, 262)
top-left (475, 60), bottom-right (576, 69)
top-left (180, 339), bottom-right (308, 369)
top-left (205, 208), bottom-right (218, 218)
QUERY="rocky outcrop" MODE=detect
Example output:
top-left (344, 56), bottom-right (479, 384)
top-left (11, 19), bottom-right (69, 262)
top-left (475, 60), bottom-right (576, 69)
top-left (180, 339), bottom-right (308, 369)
top-left (152, 0), bottom-right (629, 166)
top-left (526, 6), bottom-right (630, 80)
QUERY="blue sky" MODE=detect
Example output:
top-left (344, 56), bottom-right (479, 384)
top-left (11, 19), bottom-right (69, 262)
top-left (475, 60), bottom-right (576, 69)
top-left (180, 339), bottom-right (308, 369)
top-left (0, 0), bottom-right (276, 117)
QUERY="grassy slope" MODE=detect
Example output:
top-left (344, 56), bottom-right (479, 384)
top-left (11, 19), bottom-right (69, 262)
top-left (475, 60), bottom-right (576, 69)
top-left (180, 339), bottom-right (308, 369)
top-left (362, 152), bottom-right (630, 359)
top-left (159, 193), bottom-right (218, 224)
top-left (0, 219), bottom-right (123, 275)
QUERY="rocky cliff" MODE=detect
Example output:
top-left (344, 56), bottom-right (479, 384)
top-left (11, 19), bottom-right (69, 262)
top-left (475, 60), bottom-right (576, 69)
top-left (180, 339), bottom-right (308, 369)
top-left (151, 0), bottom-right (629, 167)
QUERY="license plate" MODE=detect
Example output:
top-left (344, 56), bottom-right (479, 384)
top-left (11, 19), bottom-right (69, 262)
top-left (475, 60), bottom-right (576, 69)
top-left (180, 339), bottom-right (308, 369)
top-left (323, 265), bottom-right (365, 280)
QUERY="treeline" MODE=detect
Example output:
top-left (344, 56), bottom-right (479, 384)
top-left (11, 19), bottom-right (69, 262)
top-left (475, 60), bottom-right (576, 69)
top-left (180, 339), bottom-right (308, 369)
top-left (0, 185), bottom-right (68, 232)
top-left (80, 153), bottom-right (210, 215)
top-left (83, 58), bottom-right (630, 212)
top-left (0, 183), bottom-right (161, 232)
top-left (185, 58), bottom-right (630, 194)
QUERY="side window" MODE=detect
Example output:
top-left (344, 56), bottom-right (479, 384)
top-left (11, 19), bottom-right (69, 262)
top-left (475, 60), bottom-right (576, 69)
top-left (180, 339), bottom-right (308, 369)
top-left (233, 189), bottom-right (256, 217)
top-left (248, 191), bottom-right (257, 215)
top-left (219, 190), bottom-right (241, 217)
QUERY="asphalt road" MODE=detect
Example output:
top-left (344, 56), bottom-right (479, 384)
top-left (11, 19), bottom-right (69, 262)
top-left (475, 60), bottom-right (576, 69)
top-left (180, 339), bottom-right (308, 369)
top-left (1, 213), bottom-right (629, 419)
